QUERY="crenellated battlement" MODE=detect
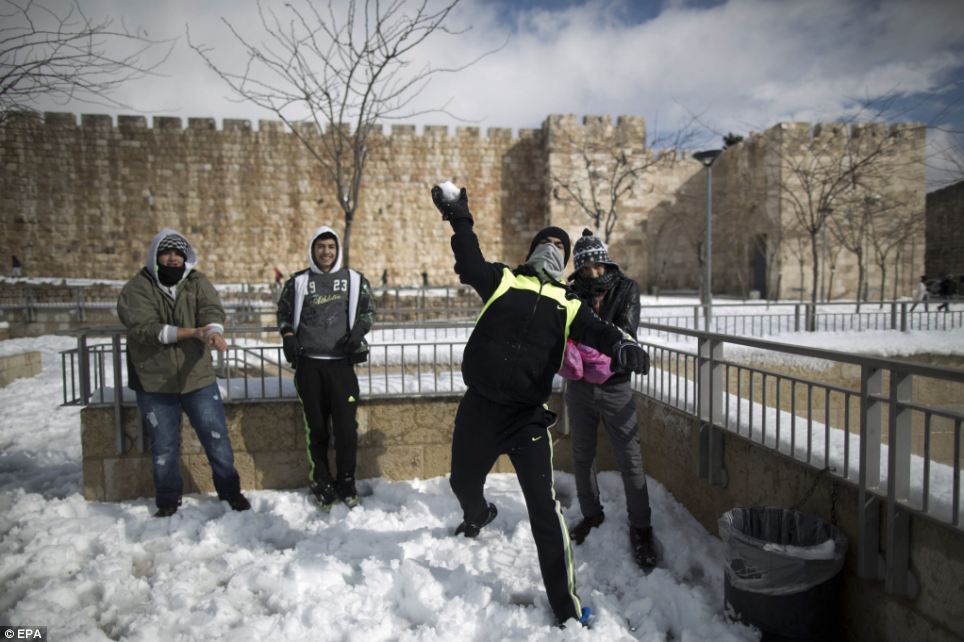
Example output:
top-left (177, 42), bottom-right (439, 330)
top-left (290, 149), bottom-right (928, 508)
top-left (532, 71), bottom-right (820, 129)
top-left (29, 109), bottom-right (924, 152)
top-left (3, 110), bottom-right (585, 143)
top-left (544, 113), bottom-right (647, 150)
top-left (766, 120), bottom-right (926, 144)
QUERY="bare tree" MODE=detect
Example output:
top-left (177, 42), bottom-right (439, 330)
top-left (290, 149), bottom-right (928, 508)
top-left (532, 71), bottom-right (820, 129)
top-left (189, 0), bottom-right (492, 267)
top-left (0, 0), bottom-right (172, 124)
top-left (642, 183), bottom-right (707, 296)
top-left (550, 124), bottom-right (696, 243)
top-left (827, 192), bottom-right (876, 309)
top-left (822, 238), bottom-right (843, 301)
top-left (868, 199), bottom-right (924, 307)
top-left (771, 116), bottom-right (920, 328)
top-left (927, 130), bottom-right (964, 189)
top-left (784, 228), bottom-right (811, 302)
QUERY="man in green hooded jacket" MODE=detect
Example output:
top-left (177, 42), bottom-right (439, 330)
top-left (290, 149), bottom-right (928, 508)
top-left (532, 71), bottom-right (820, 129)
top-left (118, 229), bottom-right (250, 517)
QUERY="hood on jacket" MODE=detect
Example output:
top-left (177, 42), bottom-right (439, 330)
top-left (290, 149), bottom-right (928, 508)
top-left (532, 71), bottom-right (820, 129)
top-left (308, 225), bottom-right (343, 273)
top-left (146, 228), bottom-right (197, 285)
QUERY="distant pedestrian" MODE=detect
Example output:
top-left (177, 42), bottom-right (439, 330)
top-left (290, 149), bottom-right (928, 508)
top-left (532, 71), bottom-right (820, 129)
top-left (273, 266), bottom-right (284, 287)
top-left (910, 275), bottom-right (929, 312)
top-left (936, 275), bottom-right (954, 312)
top-left (11, 255), bottom-right (22, 278)
top-left (381, 269), bottom-right (388, 287)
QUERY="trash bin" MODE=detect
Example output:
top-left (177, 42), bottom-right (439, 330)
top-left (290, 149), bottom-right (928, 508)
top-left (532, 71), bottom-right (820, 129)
top-left (719, 507), bottom-right (848, 642)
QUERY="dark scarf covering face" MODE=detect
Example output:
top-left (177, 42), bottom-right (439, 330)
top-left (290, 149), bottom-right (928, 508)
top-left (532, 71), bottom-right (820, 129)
top-left (573, 267), bottom-right (618, 298)
top-left (157, 264), bottom-right (186, 286)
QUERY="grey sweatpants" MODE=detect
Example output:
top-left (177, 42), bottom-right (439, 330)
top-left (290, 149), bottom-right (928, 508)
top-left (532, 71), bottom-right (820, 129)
top-left (564, 378), bottom-right (652, 529)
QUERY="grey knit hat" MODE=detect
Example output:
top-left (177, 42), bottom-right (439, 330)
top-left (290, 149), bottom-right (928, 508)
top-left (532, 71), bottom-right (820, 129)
top-left (157, 234), bottom-right (189, 258)
top-left (572, 228), bottom-right (618, 272)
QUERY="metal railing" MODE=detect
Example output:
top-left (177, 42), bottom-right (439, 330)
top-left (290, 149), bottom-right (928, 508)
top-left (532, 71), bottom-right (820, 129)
top-left (62, 317), bottom-right (964, 599)
top-left (11, 287), bottom-right (962, 334)
top-left (633, 320), bottom-right (964, 600)
top-left (639, 300), bottom-right (962, 338)
top-left (61, 324), bottom-right (474, 408)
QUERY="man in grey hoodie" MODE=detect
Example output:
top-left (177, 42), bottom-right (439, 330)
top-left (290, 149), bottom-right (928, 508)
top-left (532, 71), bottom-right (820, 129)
top-left (277, 226), bottom-right (375, 510)
top-left (117, 229), bottom-right (250, 517)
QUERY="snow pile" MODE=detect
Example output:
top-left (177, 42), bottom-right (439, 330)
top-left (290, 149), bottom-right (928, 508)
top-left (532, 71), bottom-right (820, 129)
top-left (0, 334), bottom-right (756, 641)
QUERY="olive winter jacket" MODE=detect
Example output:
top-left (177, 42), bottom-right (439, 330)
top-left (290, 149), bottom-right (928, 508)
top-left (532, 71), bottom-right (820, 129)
top-left (117, 230), bottom-right (225, 393)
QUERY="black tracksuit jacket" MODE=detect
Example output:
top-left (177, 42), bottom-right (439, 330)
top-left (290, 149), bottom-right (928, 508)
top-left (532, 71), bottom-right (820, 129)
top-left (451, 218), bottom-right (625, 406)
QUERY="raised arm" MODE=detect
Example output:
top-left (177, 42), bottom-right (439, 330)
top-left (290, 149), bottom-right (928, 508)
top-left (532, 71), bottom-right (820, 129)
top-left (431, 186), bottom-right (503, 301)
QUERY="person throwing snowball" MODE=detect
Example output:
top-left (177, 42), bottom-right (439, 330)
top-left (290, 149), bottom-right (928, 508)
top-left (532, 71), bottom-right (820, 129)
top-left (431, 182), bottom-right (649, 628)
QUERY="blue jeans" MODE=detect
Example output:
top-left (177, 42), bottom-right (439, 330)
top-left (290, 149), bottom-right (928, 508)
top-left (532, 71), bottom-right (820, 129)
top-left (135, 382), bottom-right (241, 508)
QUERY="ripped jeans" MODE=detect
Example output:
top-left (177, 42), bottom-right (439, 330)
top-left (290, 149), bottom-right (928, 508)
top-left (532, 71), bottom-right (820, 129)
top-left (135, 382), bottom-right (241, 508)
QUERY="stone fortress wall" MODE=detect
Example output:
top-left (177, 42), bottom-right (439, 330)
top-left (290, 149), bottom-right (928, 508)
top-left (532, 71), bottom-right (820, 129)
top-left (1, 111), bottom-right (547, 288)
top-left (926, 180), bottom-right (964, 281)
top-left (646, 120), bottom-right (926, 300)
top-left (0, 111), bottom-right (926, 298)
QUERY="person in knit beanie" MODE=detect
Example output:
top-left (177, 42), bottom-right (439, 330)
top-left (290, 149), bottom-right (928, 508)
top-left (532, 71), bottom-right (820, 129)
top-left (565, 228), bottom-right (660, 573)
top-left (117, 229), bottom-right (250, 518)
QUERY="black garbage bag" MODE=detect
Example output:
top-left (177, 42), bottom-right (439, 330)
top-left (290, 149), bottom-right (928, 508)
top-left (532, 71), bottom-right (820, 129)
top-left (719, 507), bottom-right (848, 641)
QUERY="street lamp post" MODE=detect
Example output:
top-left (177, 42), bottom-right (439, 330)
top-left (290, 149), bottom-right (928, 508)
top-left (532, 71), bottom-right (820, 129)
top-left (693, 149), bottom-right (722, 330)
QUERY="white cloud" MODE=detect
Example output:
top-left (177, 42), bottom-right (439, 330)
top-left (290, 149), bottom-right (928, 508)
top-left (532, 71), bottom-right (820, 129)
top-left (23, 0), bottom-right (964, 146)
top-left (406, 0), bottom-right (964, 135)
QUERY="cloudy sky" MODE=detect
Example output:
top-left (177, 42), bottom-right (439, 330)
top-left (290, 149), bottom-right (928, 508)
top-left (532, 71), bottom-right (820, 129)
top-left (18, 0), bottom-right (964, 187)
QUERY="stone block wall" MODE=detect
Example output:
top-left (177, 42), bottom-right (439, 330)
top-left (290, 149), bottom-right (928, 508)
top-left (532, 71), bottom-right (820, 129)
top-left (648, 122), bottom-right (926, 300)
top-left (0, 350), bottom-right (40, 387)
top-left (544, 114), bottom-right (700, 287)
top-left (0, 112), bottom-right (545, 288)
top-left (926, 180), bottom-right (964, 280)
top-left (1, 111), bottom-right (928, 298)
top-left (80, 391), bottom-right (597, 502)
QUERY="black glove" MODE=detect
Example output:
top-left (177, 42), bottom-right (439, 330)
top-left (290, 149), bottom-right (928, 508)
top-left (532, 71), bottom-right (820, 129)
top-left (282, 334), bottom-right (302, 365)
top-left (612, 340), bottom-right (649, 375)
top-left (431, 185), bottom-right (473, 223)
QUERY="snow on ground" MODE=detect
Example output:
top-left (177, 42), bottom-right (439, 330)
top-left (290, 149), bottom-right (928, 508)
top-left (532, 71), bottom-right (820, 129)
top-left (0, 334), bottom-right (756, 641)
top-left (739, 328), bottom-right (964, 360)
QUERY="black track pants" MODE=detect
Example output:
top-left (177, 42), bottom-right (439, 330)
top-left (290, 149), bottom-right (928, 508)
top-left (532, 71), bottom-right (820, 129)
top-left (294, 358), bottom-right (359, 483)
top-left (449, 387), bottom-right (581, 624)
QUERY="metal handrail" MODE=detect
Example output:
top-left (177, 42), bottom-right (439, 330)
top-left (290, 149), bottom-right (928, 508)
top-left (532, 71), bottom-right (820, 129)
top-left (632, 320), bottom-right (963, 601)
top-left (637, 321), bottom-right (964, 380)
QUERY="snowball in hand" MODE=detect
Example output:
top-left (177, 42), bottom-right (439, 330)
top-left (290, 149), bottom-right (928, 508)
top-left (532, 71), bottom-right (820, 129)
top-left (437, 180), bottom-right (461, 202)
